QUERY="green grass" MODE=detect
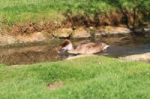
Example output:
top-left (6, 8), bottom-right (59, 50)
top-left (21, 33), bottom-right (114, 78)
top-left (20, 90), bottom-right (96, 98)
top-left (0, 0), bottom-right (113, 25)
top-left (1, 0), bottom-right (149, 25)
top-left (0, 55), bottom-right (150, 99)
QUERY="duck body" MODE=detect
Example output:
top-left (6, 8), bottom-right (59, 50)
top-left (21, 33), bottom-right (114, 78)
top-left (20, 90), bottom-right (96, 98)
top-left (59, 40), bottom-right (109, 55)
top-left (68, 42), bottom-right (109, 54)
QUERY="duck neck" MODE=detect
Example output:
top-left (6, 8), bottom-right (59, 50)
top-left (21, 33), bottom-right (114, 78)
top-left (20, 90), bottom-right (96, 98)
top-left (67, 42), bottom-right (74, 51)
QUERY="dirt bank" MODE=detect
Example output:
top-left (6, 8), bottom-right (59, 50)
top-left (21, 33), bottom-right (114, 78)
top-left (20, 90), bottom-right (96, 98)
top-left (2, 11), bottom-right (149, 35)
top-left (0, 12), bottom-right (149, 46)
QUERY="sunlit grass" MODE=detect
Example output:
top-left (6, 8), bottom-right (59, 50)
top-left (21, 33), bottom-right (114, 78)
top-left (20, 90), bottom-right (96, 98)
top-left (0, 0), bottom-right (149, 26)
top-left (0, 56), bottom-right (150, 99)
top-left (0, 0), bottom-right (114, 25)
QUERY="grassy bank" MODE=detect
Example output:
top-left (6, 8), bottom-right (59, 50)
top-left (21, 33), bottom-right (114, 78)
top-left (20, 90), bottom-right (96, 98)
top-left (0, 0), bottom-right (111, 25)
top-left (0, 56), bottom-right (150, 99)
top-left (0, 0), bottom-right (149, 26)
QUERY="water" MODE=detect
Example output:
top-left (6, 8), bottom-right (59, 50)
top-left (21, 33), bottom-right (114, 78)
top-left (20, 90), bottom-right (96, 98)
top-left (0, 40), bottom-right (61, 65)
top-left (0, 35), bottom-right (150, 65)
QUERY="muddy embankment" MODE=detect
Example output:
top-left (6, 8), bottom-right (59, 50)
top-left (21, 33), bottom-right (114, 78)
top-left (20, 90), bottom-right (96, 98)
top-left (0, 11), bottom-right (149, 46)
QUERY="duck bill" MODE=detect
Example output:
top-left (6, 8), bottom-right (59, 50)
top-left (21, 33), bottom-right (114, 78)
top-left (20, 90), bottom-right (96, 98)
top-left (102, 45), bottom-right (110, 52)
top-left (104, 45), bottom-right (109, 50)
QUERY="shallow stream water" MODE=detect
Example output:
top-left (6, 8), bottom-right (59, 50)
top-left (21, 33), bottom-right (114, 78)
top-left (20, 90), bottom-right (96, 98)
top-left (0, 35), bottom-right (150, 65)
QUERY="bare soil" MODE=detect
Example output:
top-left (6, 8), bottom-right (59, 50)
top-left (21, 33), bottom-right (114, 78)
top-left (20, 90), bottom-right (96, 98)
top-left (1, 11), bottom-right (144, 37)
top-left (47, 81), bottom-right (64, 90)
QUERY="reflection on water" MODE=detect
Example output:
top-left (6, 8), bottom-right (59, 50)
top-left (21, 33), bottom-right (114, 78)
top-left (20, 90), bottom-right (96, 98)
top-left (0, 45), bottom-right (60, 65)
top-left (0, 40), bottom-right (63, 65)
top-left (105, 44), bottom-right (150, 57)
top-left (0, 35), bottom-right (150, 65)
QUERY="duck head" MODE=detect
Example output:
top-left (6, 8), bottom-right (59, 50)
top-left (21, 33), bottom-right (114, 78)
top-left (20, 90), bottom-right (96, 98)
top-left (58, 40), bottom-right (74, 54)
top-left (101, 42), bottom-right (110, 51)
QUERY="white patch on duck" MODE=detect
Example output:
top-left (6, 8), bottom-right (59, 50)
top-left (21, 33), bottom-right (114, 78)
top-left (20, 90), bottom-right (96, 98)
top-left (59, 40), bottom-right (109, 55)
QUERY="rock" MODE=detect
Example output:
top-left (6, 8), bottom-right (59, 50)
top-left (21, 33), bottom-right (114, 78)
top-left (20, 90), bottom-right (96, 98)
top-left (72, 27), bottom-right (91, 38)
top-left (53, 28), bottom-right (73, 38)
top-left (0, 27), bottom-right (91, 46)
top-left (144, 28), bottom-right (150, 32)
top-left (97, 26), bottom-right (131, 36)
top-left (119, 52), bottom-right (150, 62)
top-left (0, 32), bottom-right (50, 46)
top-left (0, 34), bottom-right (18, 46)
top-left (16, 32), bottom-right (48, 43)
top-left (144, 27), bottom-right (150, 35)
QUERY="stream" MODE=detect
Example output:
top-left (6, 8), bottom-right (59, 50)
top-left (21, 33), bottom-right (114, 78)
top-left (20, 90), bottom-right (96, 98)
top-left (0, 34), bottom-right (150, 65)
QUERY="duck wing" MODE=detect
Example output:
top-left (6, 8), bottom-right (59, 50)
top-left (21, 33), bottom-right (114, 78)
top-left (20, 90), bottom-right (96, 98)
top-left (82, 43), bottom-right (103, 54)
top-left (68, 43), bottom-right (103, 54)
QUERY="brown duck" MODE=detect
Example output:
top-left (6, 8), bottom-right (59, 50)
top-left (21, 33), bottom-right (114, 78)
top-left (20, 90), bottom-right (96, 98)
top-left (59, 40), bottom-right (109, 55)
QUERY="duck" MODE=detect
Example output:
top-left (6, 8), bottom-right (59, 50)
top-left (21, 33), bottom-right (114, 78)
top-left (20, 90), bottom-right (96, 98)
top-left (59, 40), bottom-right (109, 55)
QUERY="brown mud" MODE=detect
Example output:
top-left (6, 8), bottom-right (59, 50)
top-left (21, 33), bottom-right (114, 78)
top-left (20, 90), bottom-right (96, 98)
top-left (1, 11), bottom-right (148, 37)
